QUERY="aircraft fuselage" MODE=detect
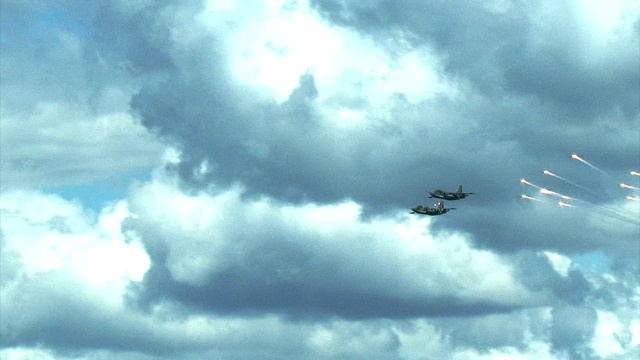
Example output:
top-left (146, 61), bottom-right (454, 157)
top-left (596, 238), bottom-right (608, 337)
top-left (428, 187), bottom-right (473, 200)
top-left (410, 203), bottom-right (455, 216)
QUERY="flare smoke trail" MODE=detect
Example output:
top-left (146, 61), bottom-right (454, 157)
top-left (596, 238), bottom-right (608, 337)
top-left (539, 187), bottom-right (638, 225)
top-left (519, 179), bottom-right (638, 224)
top-left (572, 154), bottom-right (609, 176)
top-left (584, 201), bottom-right (639, 225)
top-left (520, 158), bottom-right (639, 226)
top-left (566, 199), bottom-right (640, 225)
top-left (540, 188), bottom-right (574, 200)
top-left (521, 194), bottom-right (542, 201)
top-left (621, 183), bottom-right (640, 191)
top-left (543, 170), bottom-right (597, 195)
top-left (521, 179), bottom-right (542, 189)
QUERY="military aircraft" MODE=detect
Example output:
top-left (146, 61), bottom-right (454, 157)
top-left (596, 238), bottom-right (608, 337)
top-left (429, 185), bottom-right (474, 200)
top-left (410, 201), bottom-right (456, 216)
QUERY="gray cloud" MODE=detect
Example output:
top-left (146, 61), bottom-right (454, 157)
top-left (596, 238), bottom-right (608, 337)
top-left (123, 177), bottom-right (535, 320)
top-left (551, 305), bottom-right (598, 359)
top-left (2, 0), bottom-right (639, 359)
top-left (311, 0), bottom-right (640, 119)
top-left (122, 0), bottom-right (639, 261)
top-left (0, 1), bottom-right (164, 190)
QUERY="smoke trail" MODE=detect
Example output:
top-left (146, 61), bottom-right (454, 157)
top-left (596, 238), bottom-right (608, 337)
top-left (571, 154), bottom-right (609, 176)
top-left (543, 169), bottom-right (597, 195)
top-left (521, 179), bottom-right (542, 189)
top-left (574, 199), bottom-right (640, 225)
top-left (573, 201), bottom-right (640, 225)
top-left (540, 188), bottom-right (575, 200)
top-left (540, 187), bottom-right (639, 225)
top-left (621, 183), bottom-right (640, 191)
top-left (521, 182), bottom-right (638, 224)
top-left (521, 194), bottom-right (542, 201)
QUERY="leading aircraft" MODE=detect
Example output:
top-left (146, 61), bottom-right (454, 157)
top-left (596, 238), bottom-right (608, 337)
top-left (429, 185), bottom-right (474, 200)
top-left (410, 201), bottom-right (456, 216)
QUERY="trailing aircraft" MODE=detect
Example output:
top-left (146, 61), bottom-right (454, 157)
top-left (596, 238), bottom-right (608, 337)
top-left (410, 201), bottom-right (455, 216)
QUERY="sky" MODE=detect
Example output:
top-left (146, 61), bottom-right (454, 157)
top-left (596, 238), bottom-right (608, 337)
top-left (1, 0), bottom-right (639, 359)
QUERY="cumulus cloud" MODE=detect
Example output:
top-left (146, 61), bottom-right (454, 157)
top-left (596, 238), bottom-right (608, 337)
top-left (1, 0), bottom-right (639, 359)
top-left (2, 171), bottom-right (639, 359)
top-left (0, 104), bottom-right (162, 190)
top-left (124, 169), bottom-right (537, 319)
top-left (0, 1), bottom-right (163, 191)
top-left (123, 0), bottom-right (639, 258)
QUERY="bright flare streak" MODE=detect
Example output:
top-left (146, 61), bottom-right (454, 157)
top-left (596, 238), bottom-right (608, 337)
top-left (521, 194), bottom-right (542, 201)
top-left (558, 202), bottom-right (575, 208)
top-left (544, 169), bottom-right (570, 183)
top-left (540, 188), bottom-right (561, 197)
top-left (631, 171), bottom-right (640, 176)
top-left (521, 179), bottom-right (542, 189)
top-left (540, 188), bottom-right (574, 200)
top-left (571, 154), bottom-right (608, 175)
top-left (544, 169), bottom-right (596, 195)
top-left (627, 196), bottom-right (639, 201)
top-left (621, 183), bottom-right (640, 190)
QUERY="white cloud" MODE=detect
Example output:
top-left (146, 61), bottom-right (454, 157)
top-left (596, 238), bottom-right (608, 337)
top-left (0, 190), bottom-right (150, 307)
top-left (198, 0), bottom-right (460, 116)
top-left (0, 102), bottom-right (163, 189)
top-left (1, 180), bottom-right (638, 359)
top-left (450, 342), bottom-right (569, 360)
top-left (2, 1), bottom-right (638, 359)
top-left (0, 348), bottom-right (59, 360)
top-left (529, 0), bottom-right (639, 72)
top-left (127, 169), bottom-right (534, 306)
top-left (306, 320), bottom-right (399, 357)
top-left (630, 319), bottom-right (640, 347)
top-left (591, 310), bottom-right (625, 358)
top-left (543, 251), bottom-right (572, 277)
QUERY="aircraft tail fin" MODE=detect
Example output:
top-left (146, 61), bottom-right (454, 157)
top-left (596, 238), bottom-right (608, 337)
top-left (457, 185), bottom-right (463, 194)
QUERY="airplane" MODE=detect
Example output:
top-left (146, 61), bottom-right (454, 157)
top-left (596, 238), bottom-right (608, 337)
top-left (429, 185), bottom-right (474, 200)
top-left (410, 201), bottom-right (456, 216)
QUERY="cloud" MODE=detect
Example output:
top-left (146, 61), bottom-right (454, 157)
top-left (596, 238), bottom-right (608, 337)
top-left (0, 2), bottom-right (164, 191)
top-left (311, 0), bottom-right (640, 118)
top-left (124, 169), bottom-right (536, 319)
top-left (0, 104), bottom-right (163, 190)
top-left (120, 0), bottom-right (639, 262)
top-left (1, 0), bottom-right (639, 359)
top-left (2, 176), bottom-right (638, 359)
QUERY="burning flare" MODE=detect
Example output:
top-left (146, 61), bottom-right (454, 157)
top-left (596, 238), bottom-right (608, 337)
top-left (571, 154), bottom-right (608, 175)
top-left (540, 188), bottom-right (574, 200)
top-left (621, 183), bottom-right (640, 191)
top-left (521, 179), bottom-right (542, 189)
top-left (543, 169), bottom-right (595, 194)
top-left (521, 194), bottom-right (542, 201)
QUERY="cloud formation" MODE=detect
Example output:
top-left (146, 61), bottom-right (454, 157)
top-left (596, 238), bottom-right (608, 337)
top-left (1, 0), bottom-right (638, 359)
top-left (125, 171), bottom-right (536, 319)
top-left (2, 174), bottom-right (638, 359)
